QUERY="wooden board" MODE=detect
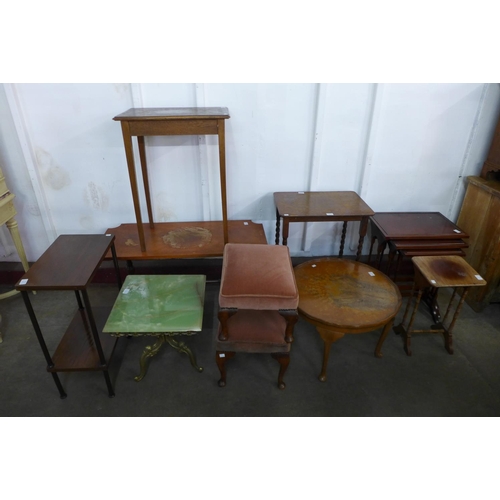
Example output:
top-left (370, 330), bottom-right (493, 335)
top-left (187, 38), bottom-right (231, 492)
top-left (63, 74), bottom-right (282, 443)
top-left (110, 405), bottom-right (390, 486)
top-left (457, 177), bottom-right (500, 310)
top-left (49, 307), bottom-right (117, 372)
top-left (105, 221), bottom-right (268, 260)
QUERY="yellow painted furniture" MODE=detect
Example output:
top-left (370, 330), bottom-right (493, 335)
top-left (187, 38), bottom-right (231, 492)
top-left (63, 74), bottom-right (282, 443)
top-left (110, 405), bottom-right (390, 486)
top-left (0, 165), bottom-right (30, 342)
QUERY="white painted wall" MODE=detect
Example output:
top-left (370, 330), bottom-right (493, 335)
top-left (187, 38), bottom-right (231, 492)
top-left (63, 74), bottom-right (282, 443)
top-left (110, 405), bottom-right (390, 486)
top-left (1, 83), bottom-right (499, 262)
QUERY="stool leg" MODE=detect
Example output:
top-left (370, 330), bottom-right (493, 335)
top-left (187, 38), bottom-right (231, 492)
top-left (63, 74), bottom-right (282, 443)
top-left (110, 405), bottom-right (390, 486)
top-left (271, 353), bottom-right (290, 390)
top-left (215, 351), bottom-right (235, 387)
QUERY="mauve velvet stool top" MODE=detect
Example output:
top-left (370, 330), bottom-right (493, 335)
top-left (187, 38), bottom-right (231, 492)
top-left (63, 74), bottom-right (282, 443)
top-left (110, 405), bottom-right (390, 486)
top-left (219, 243), bottom-right (299, 310)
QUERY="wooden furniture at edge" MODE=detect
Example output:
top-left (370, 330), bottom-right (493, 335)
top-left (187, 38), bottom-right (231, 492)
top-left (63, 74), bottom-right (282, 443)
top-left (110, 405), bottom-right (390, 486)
top-left (15, 235), bottom-right (122, 398)
top-left (0, 165), bottom-right (30, 343)
top-left (456, 176), bottom-right (500, 311)
top-left (111, 108), bottom-right (267, 259)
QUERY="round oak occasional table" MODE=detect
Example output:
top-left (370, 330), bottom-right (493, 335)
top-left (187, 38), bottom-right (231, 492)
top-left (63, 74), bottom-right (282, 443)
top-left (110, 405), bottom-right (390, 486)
top-left (294, 258), bottom-right (402, 381)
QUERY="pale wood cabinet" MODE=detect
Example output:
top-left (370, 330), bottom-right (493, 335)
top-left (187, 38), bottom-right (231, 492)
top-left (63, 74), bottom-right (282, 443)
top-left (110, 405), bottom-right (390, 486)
top-left (456, 176), bottom-right (500, 311)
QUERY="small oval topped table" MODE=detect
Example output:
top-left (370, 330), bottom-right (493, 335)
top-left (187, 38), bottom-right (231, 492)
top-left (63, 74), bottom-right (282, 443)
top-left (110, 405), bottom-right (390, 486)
top-left (294, 258), bottom-right (402, 381)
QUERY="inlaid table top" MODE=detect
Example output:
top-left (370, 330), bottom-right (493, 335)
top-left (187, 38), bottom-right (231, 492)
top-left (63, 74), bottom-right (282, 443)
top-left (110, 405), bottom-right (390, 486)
top-left (294, 258), bottom-right (401, 330)
top-left (103, 275), bottom-right (206, 334)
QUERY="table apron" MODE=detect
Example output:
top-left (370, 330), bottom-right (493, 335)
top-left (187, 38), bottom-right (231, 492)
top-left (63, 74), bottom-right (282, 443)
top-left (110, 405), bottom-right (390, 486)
top-left (298, 312), bottom-right (397, 335)
top-left (127, 119), bottom-right (219, 136)
top-left (281, 216), bottom-right (366, 223)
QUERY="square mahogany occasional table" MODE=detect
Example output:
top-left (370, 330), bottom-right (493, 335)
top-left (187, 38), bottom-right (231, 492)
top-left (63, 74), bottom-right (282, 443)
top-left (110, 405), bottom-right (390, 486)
top-left (274, 191), bottom-right (374, 260)
top-left (15, 234), bottom-right (122, 399)
top-left (103, 275), bottom-right (206, 382)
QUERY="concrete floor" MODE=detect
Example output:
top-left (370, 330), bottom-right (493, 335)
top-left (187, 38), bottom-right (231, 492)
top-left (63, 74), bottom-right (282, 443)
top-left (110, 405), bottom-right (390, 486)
top-left (1, 278), bottom-right (500, 417)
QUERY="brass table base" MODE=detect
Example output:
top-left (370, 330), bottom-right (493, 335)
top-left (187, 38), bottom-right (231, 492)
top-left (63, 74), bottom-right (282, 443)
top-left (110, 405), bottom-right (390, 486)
top-left (134, 334), bottom-right (203, 382)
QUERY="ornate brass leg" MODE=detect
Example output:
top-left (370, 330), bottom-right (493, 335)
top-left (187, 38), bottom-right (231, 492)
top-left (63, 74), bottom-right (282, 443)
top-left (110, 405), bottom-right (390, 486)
top-left (135, 335), bottom-right (166, 382)
top-left (165, 336), bottom-right (203, 372)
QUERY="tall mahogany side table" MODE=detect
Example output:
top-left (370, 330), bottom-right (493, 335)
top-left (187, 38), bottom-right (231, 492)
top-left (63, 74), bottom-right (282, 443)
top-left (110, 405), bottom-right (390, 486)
top-left (274, 191), bottom-right (374, 260)
top-left (113, 107), bottom-right (230, 254)
top-left (15, 234), bottom-right (122, 399)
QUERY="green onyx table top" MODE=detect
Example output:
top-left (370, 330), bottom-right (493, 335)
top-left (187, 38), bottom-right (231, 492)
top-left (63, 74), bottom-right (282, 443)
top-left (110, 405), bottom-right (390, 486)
top-left (103, 275), bottom-right (206, 334)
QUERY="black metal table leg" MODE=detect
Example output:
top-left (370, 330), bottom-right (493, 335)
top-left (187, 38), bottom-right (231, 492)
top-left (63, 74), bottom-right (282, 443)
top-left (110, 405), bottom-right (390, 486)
top-left (81, 289), bottom-right (115, 398)
top-left (21, 291), bottom-right (67, 399)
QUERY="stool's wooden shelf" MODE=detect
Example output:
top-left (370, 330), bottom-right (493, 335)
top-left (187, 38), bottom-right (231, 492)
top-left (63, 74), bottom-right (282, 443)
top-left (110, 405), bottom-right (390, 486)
top-left (49, 307), bottom-right (117, 372)
top-left (105, 220), bottom-right (268, 260)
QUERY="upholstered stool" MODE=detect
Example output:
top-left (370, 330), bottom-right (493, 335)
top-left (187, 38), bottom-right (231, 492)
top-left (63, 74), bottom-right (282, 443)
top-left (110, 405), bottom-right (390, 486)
top-left (216, 243), bottom-right (299, 389)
